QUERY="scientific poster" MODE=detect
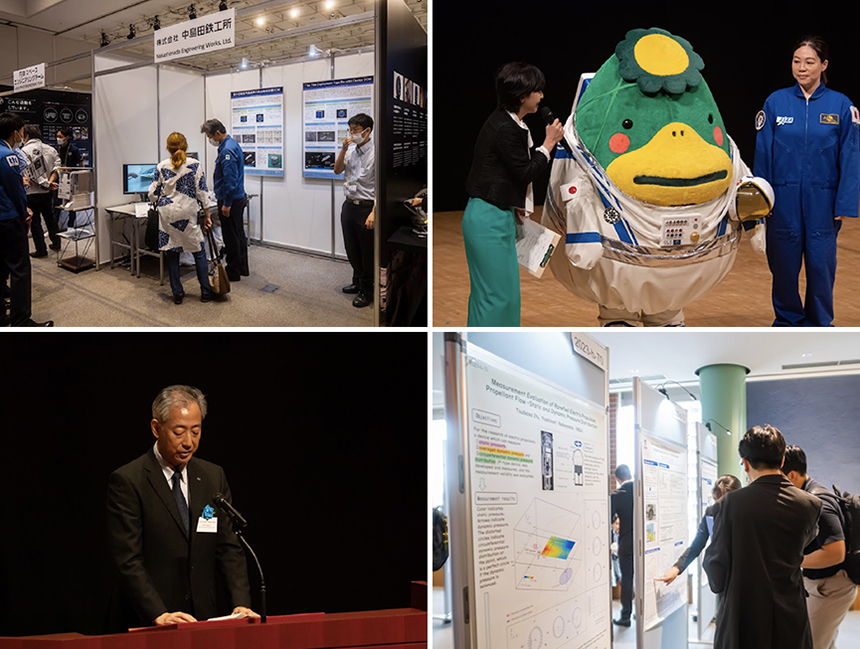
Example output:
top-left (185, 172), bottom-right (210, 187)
top-left (464, 348), bottom-right (610, 649)
top-left (302, 76), bottom-right (373, 179)
top-left (230, 87), bottom-right (284, 177)
top-left (640, 433), bottom-right (688, 630)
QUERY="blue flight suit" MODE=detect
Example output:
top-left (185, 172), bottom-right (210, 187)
top-left (214, 135), bottom-right (248, 278)
top-left (0, 139), bottom-right (33, 325)
top-left (754, 83), bottom-right (860, 326)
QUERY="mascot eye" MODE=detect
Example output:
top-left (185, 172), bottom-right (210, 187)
top-left (708, 114), bottom-right (714, 124)
top-left (622, 119), bottom-right (633, 130)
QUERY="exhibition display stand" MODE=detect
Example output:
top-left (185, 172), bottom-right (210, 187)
top-left (444, 332), bottom-right (612, 649)
top-left (633, 378), bottom-right (689, 649)
top-left (696, 424), bottom-right (718, 643)
top-left (104, 203), bottom-right (164, 284)
top-left (0, 608), bottom-right (427, 649)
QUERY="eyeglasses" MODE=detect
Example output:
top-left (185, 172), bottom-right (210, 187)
top-left (348, 127), bottom-right (365, 134)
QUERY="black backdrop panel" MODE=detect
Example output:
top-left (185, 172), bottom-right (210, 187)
top-left (0, 88), bottom-right (93, 167)
top-left (0, 333), bottom-right (427, 637)
top-left (434, 0), bottom-right (860, 211)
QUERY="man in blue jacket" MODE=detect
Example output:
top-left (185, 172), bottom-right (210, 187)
top-left (0, 112), bottom-right (52, 327)
top-left (201, 119), bottom-right (248, 282)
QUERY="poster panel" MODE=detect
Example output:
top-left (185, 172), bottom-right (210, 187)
top-left (640, 432), bottom-right (688, 631)
top-left (230, 87), bottom-right (284, 177)
top-left (302, 76), bottom-right (373, 179)
top-left (464, 348), bottom-right (610, 649)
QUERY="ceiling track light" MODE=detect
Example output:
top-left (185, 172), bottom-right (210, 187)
top-left (100, 32), bottom-right (109, 47)
top-left (127, 24), bottom-right (136, 40)
top-left (152, 16), bottom-right (161, 31)
top-left (189, 4), bottom-right (197, 20)
top-left (219, 1), bottom-right (228, 10)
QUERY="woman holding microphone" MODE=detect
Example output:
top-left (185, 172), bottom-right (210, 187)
top-left (462, 62), bottom-right (565, 326)
top-left (754, 36), bottom-right (860, 327)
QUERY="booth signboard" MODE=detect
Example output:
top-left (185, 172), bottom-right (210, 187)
top-left (13, 63), bottom-right (45, 93)
top-left (154, 8), bottom-right (235, 63)
top-left (302, 76), bottom-right (374, 179)
top-left (231, 87), bottom-right (284, 177)
top-left (0, 89), bottom-right (92, 167)
top-left (463, 347), bottom-right (610, 649)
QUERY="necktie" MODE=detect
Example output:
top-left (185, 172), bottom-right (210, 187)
top-left (172, 471), bottom-right (190, 534)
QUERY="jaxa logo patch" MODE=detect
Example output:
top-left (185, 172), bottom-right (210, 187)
top-left (851, 106), bottom-right (860, 125)
top-left (755, 110), bottom-right (766, 130)
top-left (5, 155), bottom-right (19, 167)
top-left (776, 116), bottom-right (794, 126)
top-left (820, 113), bottom-right (839, 125)
top-left (225, 154), bottom-right (230, 160)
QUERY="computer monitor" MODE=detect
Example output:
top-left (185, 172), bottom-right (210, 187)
top-left (123, 164), bottom-right (158, 195)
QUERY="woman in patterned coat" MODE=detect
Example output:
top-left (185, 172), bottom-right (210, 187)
top-left (149, 132), bottom-right (217, 304)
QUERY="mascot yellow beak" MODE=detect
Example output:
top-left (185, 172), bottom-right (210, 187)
top-left (606, 122), bottom-right (732, 206)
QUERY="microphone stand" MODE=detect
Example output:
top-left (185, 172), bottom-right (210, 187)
top-left (232, 523), bottom-right (267, 624)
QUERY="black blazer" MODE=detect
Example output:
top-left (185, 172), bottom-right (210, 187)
top-left (610, 480), bottom-right (634, 554)
top-left (703, 474), bottom-right (822, 649)
top-left (465, 109), bottom-right (551, 210)
top-left (106, 449), bottom-right (251, 625)
top-left (673, 503), bottom-right (715, 573)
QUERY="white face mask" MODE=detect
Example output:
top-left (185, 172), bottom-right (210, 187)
top-left (354, 129), bottom-right (370, 145)
top-left (57, 137), bottom-right (67, 146)
top-left (208, 136), bottom-right (219, 147)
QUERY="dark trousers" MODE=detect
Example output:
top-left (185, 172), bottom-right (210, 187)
top-left (165, 249), bottom-right (212, 298)
top-left (28, 192), bottom-right (60, 253)
top-left (618, 547), bottom-right (634, 620)
top-left (0, 217), bottom-right (32, 326)
top-left (218, 197), bottom-right (248, 278)
top-left (340, 200), bottom-right (374, 296)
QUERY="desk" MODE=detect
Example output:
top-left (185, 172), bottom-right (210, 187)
top-left (0, 607), bottom-right (427, 649)
top-left (104, 203), bottom-right (164, 285)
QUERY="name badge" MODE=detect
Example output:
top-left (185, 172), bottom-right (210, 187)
top-left (196, 516), bottom-right (218, 533)
top-left (347, 181), bottom-right (358, 195)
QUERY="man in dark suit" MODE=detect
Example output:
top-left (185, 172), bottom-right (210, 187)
top-left (704, 425), bottom-right (821, 649)
top-left (610, 464), bottom-right (634, 627)
top-left (107, 385), bottom-right (259, 626)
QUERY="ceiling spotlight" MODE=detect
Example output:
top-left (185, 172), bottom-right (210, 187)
top-left (256, 16), bottom-right (266, 26)
top-left (290, 8), bottom-right (300, 18)
top-left (325, 0), bottom-right (335, 9)
top-left (219, 0), bottom-right (228, 10)
top-left (189, 4), bottom-right (197, 20)
top-left (309, 44), bottom-right (318, 57)
top-left (240, 57), bottom-right (249, 69)
top-left (100, 32), bottom-right (109, 47)
top-left (127, 24), bottom-right (136, 40)
top-left (152, 16), bottom-right (161, 31)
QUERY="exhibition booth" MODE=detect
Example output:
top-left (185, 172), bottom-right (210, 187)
top-left (2, 0), bottom-right (426, 326)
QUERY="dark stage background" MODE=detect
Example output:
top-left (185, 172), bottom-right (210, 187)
top-left (434, 0), bottom-right (860, 211)
top-left (0, 333), bottom-right (427, 637)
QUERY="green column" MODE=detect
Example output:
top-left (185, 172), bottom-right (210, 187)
top-left (696, 363), bottom-right (749, 481)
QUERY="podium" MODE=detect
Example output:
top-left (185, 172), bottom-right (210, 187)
top-left (0, 608), bottom-right (427, 649)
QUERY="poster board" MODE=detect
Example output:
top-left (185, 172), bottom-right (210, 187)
top-left (230, 87), bottom-right (284, 177)
top-left (634, 378), bottom-right (689, 649)
top-left (698, 425), bottom-right (718, 641)
top-left (302, 76), bottom-right (373, 179)
top-left (458, 340), bottom-right (611, 649)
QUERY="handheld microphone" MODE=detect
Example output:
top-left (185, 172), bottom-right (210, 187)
top-left (538, 106), bottom-right (573, 157)
top-left (212, 492), bottom-right (248, 529)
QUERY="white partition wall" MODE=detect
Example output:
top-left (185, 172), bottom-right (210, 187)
top-left (697, 425), bottom-right (718, 642)
top-left (158, 68), bottom-right (206, 169)
top-left (444, 332), bottom-right (612, 649)
top-left (633, 378), bottom-right (689, 649)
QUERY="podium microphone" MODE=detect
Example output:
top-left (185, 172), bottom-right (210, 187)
top-left (538, 106), bottom-right (574, 158)
top-left (213, 493), bottom-right (266, 623)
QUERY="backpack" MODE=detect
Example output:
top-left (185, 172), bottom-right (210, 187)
top-left (830, 485), bottom-right (860, 584)
top-left (433, 507), bottom-right (449, 572)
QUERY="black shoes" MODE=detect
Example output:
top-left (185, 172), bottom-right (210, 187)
top-left (227, 271), bottom-right (241, 282)
top-left (49, 242), bottom-right (61, 251)
top-left (613, 617), bottom-right (631, 627)
top-left (30, 250), bottom-right (48, 258)
top-left (352, 293), bottom-right (372, 308)
top-left (173, 292), bottom-right (185, 305)
top-left (342, 283), bottom-right (359, 294)
top-left (16, 318), bottom-right (54, 327)
top-left (201, 293), bottom-right (225, 303)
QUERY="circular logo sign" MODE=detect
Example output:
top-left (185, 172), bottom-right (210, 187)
top-left (44, 108), bottom-right (58, 122)
top-left (603, 207), bottom-right (621, 225)
top-left (60, 108), bottom-right (73, 123)
top-left (75, 109), bottom-right (88, 123)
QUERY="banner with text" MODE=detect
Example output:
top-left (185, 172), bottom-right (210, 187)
top-left (154, 8), bottom-right (234, 63)
top-left (13, 63), bottom-right (45, 93)
top-left (302, 76), bottom-right (373, 179)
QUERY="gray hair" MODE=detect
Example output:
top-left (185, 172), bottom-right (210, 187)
top-left (200, 118), bottom-right (226, 136)
top-left (152, 385), bottom-right (208, 423)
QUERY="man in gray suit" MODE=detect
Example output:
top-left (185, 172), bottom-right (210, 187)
top-left (107, 385), bottom-right (259, 626)
top-left (704, 425), bottom-right (821, 649)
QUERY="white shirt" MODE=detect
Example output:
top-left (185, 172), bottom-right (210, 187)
top-left (21, 139), bottom-right (60, 195)
top-left (342, 135), bottom-right (376, 201)
top-left (153, 441), bottom-right (188, 506)
top-left (507, 112), bottom-right (550, 216)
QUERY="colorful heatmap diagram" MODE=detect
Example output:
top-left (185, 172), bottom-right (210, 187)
top-left (540, 536), bottom-right (575, 560)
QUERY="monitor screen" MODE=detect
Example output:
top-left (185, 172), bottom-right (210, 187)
top-left (123, 164), bottom-right (158, 195)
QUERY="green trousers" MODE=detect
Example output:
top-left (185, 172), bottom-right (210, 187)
top-left (462, 197), bottom-right (520, 326)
